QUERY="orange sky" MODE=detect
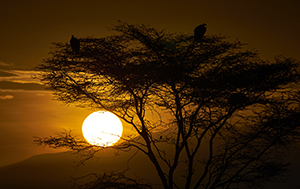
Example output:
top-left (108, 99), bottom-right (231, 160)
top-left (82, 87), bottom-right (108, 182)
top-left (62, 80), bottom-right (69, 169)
top-left (1, 0), bottom-right (300, 166)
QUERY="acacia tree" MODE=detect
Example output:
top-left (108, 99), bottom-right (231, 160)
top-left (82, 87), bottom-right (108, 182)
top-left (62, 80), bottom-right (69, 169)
top-left (35, 21), bottom-right (300, 189)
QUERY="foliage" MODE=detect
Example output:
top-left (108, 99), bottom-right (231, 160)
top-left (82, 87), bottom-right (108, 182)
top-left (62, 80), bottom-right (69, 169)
top-left (71, 171), bottom-right (152, 189)
top-left (35, 21), bottom-right (300, 188)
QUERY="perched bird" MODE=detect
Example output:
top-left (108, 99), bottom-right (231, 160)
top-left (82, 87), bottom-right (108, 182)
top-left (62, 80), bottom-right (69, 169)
top-left (194, 23), bottom-right (207, 41)
top-left (228, 92), bottom-right (248, 107)
top-left (70, 35), bottom-right (80, 54)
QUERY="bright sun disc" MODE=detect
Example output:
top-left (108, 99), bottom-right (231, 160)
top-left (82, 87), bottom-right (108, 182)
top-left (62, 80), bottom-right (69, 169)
top-left (82, 111), bottom-right (123, 147)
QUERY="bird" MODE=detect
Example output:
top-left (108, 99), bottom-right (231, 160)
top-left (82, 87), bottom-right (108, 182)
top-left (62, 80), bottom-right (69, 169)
top-left (228, 92), bottom-right (248, 107)
top-left (70, 35), bottom-right (80, 54)
top-left (194, 23), bottom-right (207, 41)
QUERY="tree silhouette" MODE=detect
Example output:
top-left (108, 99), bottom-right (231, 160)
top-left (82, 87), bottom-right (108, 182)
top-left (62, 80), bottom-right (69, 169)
top-left (35, 21), bottom-right (300, 189)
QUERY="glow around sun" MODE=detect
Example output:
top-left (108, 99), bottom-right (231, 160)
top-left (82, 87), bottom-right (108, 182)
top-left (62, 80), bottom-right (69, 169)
top-left (82, 111), bottom-right (123, 147)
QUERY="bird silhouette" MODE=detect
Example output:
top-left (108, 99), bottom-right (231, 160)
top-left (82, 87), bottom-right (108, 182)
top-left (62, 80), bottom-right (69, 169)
top-left (194, 24), bottom-right (207, 41)
top-left (228, 92), bottom-right (248, 107)
top-left (70, 35), bottom-right (80, 54)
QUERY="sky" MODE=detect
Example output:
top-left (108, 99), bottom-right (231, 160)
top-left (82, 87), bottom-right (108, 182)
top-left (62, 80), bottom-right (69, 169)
top-left (0, 0), bottom-right (300, 168)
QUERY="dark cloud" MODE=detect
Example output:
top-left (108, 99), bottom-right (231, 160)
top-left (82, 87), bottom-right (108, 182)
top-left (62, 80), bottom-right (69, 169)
top-left (0, 71), bottom-right (18, 77)
top-left (0, 81), bottom-right (46, 91)
top-left (0, 62), bottom-right (15, 70)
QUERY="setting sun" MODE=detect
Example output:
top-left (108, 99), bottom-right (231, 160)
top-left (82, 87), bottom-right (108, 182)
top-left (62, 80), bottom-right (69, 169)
top-left (82, 111), bottom-right (123, 147)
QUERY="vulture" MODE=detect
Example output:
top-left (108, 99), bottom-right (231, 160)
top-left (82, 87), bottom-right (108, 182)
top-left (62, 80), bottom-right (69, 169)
top-left (228, 92), bottom-right (248, 107)
top-left (70, 35), bottom-right (80, 54)
top-left (194, 23), bottom-right (207, 41)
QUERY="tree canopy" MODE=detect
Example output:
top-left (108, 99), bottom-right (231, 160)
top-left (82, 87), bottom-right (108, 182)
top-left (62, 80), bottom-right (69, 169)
top-left (36, 21), bottom-right (300, 189)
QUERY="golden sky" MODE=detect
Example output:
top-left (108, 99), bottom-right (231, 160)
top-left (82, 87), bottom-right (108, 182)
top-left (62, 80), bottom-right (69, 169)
top-left (0, 0), bottom-right (300, 167)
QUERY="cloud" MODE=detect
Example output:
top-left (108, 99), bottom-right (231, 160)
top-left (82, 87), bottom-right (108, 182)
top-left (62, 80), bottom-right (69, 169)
top-left (0, 70), bottom-right (41, 84)
top-left (0, 81), bottom-right (46, 91)
top-left (0, 69), bottom-right (46, 91)
top-left (0, 70), bottom-right (18, 77)
top-left (0, 61), bottom-right (14, 67)
top-left (0, 95), bottom-right (14, 100)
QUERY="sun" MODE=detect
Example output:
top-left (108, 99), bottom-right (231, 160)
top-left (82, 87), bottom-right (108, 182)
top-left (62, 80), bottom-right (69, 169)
top-left (82, 111), bottom-right (123, 147)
